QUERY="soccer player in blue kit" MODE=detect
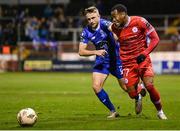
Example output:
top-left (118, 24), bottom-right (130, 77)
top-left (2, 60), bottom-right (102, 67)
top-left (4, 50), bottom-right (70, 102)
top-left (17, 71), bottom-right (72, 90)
top-left (78, 6), bottom-right (127, 118)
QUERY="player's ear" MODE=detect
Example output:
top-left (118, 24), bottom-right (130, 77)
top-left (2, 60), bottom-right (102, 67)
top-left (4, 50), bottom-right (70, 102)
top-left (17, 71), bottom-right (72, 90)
top-left (121, 12), bottom-right (126, 17)
top-left (121, 12), bottom-right (127, 20)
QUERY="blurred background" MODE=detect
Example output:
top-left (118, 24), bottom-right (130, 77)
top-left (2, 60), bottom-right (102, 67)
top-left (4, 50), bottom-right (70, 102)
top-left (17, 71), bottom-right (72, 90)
top-left (0, 0), bottom-right (179, 74)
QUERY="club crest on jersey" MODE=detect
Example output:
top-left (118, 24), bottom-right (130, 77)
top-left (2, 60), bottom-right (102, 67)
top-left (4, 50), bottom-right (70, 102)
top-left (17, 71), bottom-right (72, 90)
top-left (124, 78), bottom-right (128, 84)
top-left (132, 27), bottom-right (138, 33)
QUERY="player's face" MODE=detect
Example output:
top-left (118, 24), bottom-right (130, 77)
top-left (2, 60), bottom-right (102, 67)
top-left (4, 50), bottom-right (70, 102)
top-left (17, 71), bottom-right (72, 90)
top-left (86, 12), bottom-right (100, 29)
top-left (111, 10), bottom-right (126, 28)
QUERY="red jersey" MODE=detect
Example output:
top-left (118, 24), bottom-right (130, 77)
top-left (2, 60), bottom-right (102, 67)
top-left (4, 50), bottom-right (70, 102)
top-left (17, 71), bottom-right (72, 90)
top-left (112, 16), bottom-right (159, 66)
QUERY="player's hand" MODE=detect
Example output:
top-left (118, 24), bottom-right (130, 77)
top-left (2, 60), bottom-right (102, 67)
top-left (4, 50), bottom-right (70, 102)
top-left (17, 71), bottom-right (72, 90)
top-left (95, 49), bottom-right (107, 57)
top-left (136, 54), bottom-right (146, 64)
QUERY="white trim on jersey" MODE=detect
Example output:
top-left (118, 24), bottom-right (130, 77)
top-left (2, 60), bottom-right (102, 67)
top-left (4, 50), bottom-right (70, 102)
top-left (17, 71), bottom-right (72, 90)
top-left (124, 16), bottom-right (131, 27)
top-left (146, 28), bottom-right (155, 35)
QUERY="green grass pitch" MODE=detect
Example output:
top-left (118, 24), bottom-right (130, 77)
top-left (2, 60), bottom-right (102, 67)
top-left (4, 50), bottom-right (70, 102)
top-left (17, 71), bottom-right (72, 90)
top-left (0, 72), bottom-right (180, 130)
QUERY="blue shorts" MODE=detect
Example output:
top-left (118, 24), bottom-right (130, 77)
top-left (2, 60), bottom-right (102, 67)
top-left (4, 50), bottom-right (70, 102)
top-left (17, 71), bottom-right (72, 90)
top-left (93, 62), bottom-right (123, 79)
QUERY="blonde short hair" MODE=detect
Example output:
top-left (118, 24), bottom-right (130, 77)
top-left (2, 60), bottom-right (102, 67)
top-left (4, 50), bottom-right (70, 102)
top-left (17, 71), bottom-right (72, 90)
top-left (84, 6), bottom-right (99, 15)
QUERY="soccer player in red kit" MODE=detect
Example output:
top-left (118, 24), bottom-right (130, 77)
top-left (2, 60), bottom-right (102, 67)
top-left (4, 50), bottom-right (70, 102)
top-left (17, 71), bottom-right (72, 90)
top-left (110, 4), bottom-right (167, 119)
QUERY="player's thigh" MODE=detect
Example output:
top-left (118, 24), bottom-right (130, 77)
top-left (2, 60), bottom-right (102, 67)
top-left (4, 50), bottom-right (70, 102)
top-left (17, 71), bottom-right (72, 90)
top-left (142, 76), bottom-right (154, 86)
top-left (110, 63), bottom-right (123, 79)
top-left (139, 57), bottom-right (154, 78)
top-left (92, 72), bottom-right (108, 92)
top-left (139, 59), bottom-right (154, 86)
top-left (117, 78), bottom-right (127, 92)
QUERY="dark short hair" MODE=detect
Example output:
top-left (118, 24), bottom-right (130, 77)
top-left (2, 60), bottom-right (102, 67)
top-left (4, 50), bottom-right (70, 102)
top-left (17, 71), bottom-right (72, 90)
top-left (83, 6), bottom-right (98, 15)
top-left (111, 4), bottom-right (127, 13)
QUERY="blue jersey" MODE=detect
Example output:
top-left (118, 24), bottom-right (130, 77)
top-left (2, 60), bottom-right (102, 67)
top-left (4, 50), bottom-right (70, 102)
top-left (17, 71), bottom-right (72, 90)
top-left (80, 19), bottom-right (123, 79)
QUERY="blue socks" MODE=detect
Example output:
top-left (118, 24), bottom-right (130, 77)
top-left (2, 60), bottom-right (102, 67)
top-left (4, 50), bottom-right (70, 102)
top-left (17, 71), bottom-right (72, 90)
top-left (96, 89), bottom-right (115, 112)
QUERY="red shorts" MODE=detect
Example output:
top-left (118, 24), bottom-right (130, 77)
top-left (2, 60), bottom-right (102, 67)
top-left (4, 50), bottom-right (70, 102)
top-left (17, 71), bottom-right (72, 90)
top-left (122, 57), bottom-right (154, 87)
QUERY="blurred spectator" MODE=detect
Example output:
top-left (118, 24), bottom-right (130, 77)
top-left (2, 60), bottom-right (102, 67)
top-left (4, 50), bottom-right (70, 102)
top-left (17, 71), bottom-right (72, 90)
top-left (0, 6), bottom-right (2, 17)
top-left (3, 5), bottom-right (17, 17)
top-left (75, 8), bottom-right (86, 28)
top-left (96, 0), bottom-right (105, 15)
top-left (43, 4), bottom-right (53, 18)
top-left (39, 18), bottom-right (50, 40)
top-left (20, 8), bottom-right (30, 20)
top-left (25, 16), bottom-right (40, 41)
top-left (0, 1), bottom-right (179, 48)
top-left (87, 0), bottom-right (95, 6)
top-left (0, 25), bottom-right (2, 45)
top-left (67, 16), bottom-right (74, 28)
top-left (54, 7), bottom-right (66, 28)
top-left (165, 15), bottom-right (180, 51)
top-left (1, 22), bottom-right (16, 46)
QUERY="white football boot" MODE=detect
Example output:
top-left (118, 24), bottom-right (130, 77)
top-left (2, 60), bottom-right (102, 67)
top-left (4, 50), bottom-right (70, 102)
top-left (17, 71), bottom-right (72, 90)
top-left (157, 110), bottom-right (168, 120)
top-left (107, 111), bottom-right (120, 119)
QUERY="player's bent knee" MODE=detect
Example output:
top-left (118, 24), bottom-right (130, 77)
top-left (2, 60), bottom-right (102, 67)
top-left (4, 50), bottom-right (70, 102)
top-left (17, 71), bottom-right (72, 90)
top-left (128, 91), bottom-right (137, 99)
top-left (145, 83), bottom-right (153, 90)
top-left (126, 86), bottom-right (137, 99)
top-left (92, 84), bottom-right (102, 93)
top-left (143, 77), bottom-right (154, 87)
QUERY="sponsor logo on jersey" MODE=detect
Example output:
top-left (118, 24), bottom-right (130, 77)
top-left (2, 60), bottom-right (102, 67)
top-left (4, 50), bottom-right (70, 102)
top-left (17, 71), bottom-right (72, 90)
top-left (124, 78), bottom-right (128, 84)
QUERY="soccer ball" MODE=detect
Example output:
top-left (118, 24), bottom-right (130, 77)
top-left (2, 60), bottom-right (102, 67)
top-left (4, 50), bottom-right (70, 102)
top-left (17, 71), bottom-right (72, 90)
top-left (17, 108), bottom-right (38, 126)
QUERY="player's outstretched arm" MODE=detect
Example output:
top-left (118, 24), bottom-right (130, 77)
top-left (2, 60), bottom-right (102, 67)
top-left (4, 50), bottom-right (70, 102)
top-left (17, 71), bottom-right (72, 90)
top-left (79, 42), bottom-right (107, 57)
top-left (79, 42), bottom-right (96, 56)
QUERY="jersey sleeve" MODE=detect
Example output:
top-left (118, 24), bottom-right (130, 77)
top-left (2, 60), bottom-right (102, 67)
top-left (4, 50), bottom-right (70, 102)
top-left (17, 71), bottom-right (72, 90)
top-left (101, 19), bottom-right (112, 28)
top-left (138, 17), bottom-right (155, 35)
top-left (80, 29), bottom-right (89, 44)
top-left (138, 17), bottom-right (159, 56)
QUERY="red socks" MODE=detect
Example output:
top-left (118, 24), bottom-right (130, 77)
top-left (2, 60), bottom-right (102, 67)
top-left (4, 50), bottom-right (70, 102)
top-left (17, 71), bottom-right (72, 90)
top-left (146, 84), bottom-right (162, 111)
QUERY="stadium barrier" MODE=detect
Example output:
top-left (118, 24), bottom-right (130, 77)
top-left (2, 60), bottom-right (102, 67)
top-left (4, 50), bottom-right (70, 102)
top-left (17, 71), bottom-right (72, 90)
top-left (151, 52), bottom-right (180, 74)
top-left (21, 52), bottom-right (180, 73)
top-left (0, 42), bottom-right (180, 73)
top-left (52, 60), bottom-right (94, 72)
top-left (22, 59), bottom-right (94, 72)
top-left (0, 54), bottom-right (18, 72)
top-left (24, 60), bottom-right (52, 71)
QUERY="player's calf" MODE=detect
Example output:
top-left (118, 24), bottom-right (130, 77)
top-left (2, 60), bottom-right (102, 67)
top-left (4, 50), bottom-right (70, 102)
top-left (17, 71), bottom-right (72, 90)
top-left (127, 87), bottom-right (143, 114)
top-left (137, 83), bottom-right (146, 97)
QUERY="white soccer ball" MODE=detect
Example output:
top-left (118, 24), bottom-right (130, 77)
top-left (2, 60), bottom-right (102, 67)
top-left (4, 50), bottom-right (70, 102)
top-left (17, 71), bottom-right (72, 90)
top-left (17, 108), bottom-right (38, 126)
